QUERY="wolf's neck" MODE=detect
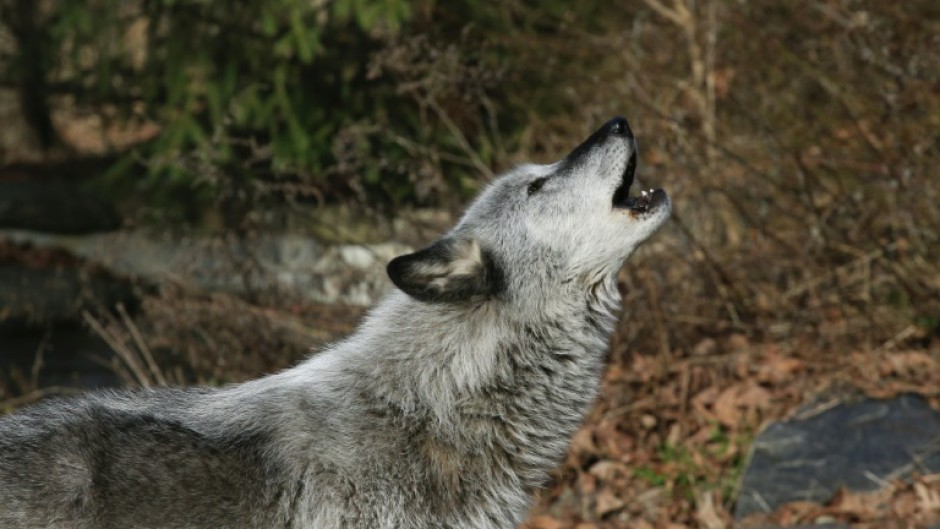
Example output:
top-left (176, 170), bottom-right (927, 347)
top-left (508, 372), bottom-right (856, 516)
top-left (344, 280), bottom-right (621, 482)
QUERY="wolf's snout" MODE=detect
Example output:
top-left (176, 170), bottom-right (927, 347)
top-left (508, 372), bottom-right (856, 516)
top-left (608, 116), bottom-right (633, 139)
top-left (564, 116), bottom-right (635, 165)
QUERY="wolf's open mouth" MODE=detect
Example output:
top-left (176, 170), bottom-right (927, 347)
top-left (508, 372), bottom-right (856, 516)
top-left (611, 151), bottom-right (666, 214)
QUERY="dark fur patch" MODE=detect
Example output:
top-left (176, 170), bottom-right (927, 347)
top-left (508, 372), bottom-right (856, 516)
top-left (387, 238), bottom-right (504, 303)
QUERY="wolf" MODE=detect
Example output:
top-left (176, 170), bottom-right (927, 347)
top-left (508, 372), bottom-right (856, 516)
top-left (0, 117), bottom-right (670, 529)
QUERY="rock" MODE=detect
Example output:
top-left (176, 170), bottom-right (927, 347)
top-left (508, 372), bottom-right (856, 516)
top-left (735, 394), bottom-right (940, 519)
top-left (0, 241), bottom-right (136, 325)
top-left (0, 230), bottom-right (411, 307)
top-left (0, 181), bottom-right (120, 234)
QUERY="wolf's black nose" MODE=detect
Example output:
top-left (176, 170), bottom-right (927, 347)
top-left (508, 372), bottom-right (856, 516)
top-left (608, 117), bottom-right (632, 138)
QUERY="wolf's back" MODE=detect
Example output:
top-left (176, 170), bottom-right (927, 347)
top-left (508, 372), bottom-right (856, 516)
top-left (0, 391), bottom-right (287, 529)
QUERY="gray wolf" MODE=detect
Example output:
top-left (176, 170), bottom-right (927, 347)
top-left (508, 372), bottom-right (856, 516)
top-left (0, 117), bottom-right (671, 529)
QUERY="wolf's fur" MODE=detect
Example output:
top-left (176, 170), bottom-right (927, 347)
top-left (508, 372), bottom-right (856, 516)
top-left (0, 117), bottom-right (670, 529)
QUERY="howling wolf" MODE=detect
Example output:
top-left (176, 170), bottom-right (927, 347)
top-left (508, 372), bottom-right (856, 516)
top-left (0, 117), bottom-right (671, 529)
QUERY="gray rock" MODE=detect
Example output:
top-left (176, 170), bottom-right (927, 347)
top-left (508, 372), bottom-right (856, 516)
top-left (0, 229), bottom-right (411, 307)
top-left (735, 394), bottom-right (940, 519)
top-left (0, 263), bottom-right (135, 324)
top-left (0, 181), bottom-right (120, 234)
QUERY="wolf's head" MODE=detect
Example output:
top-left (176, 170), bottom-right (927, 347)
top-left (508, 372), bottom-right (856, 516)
top-left (388, 117), bottom-right (670, 305)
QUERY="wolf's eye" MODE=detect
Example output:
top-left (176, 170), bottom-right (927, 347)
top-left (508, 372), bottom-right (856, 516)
top-left (527, 177), bottom-right (548, 196)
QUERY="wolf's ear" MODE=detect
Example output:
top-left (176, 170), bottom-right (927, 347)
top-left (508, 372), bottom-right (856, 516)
top-left (387, 238), bottom-right (502, 303)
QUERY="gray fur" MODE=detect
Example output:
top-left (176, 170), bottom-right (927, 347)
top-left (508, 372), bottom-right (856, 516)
top-left (0, 117), bottom-right (671, 529)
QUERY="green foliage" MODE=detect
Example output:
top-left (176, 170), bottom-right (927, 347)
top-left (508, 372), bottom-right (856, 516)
top-left (1, 0), bottom-right (617, 213)
top-left (632, 427), bottom-right (751, 504)
top-left (20, 0), bottom-right (420, 208)
top-left (916, 316), bottom-right (940, 336)
top-left (632, 465), bottom-right (668, 487)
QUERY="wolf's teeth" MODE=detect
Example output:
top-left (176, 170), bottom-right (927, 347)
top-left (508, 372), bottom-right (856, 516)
top-left (641, 190), bottom-right (649, 197)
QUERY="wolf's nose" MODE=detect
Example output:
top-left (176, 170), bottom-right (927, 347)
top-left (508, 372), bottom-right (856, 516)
top-left (608, 117), bottom-right (633, 139)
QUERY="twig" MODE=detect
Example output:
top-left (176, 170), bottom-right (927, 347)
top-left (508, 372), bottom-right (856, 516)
top-left (782, 242), bottom-right (895, 300)
top-left (873, 324), bottom-right (919, 354)
top-left (82, 310), bottom-right (152, 388)
top-left (426, 95), bottom-right (494, 180)
top-left (30, 325), bottom-right (51, 388)
top-left (640, 0), bottom-right (687, 28)
top-left (884, 436), bottom-right (940, 481)
top-left (604, 396), bottom-right (656, 419)
top-left (116, 303), bottom-right (167, 386)
top-left (752, 491), bottom-right (773, 513)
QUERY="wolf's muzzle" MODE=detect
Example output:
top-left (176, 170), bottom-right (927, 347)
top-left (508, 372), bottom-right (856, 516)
top-left (564, 116), bottom-right (635, 165)
top-left (607, 116), bottom-right (633, 139)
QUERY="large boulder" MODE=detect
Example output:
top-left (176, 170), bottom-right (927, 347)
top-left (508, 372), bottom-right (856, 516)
top-left (736, 394), bottom-right (940, 519)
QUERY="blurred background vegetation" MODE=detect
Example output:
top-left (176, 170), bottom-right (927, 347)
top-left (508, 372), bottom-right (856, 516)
top-left (0, 0), bottom-right (938, 526)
